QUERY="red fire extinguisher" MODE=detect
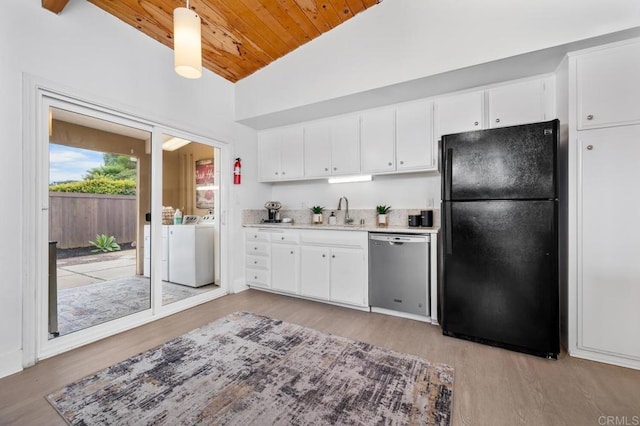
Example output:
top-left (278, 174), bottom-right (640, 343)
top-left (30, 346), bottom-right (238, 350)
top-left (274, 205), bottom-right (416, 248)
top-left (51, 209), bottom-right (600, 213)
top-left (233, 157), bottom-right (242, 184)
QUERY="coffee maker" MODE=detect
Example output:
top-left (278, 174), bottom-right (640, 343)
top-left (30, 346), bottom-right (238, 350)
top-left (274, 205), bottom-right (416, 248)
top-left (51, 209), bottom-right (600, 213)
top-left (264, 201), bottom-right (282, 223)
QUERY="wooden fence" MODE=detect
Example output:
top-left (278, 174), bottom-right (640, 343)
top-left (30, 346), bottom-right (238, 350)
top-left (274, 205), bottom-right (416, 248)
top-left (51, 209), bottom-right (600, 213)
top-left (49, 192), bottom-right (137, 249)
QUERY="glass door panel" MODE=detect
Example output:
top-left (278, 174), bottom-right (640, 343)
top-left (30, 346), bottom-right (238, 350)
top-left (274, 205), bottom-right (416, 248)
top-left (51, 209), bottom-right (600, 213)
top-left (48, 107), bottom-right (152, 338)
top-left (161, 135), bottom-right (220, 305)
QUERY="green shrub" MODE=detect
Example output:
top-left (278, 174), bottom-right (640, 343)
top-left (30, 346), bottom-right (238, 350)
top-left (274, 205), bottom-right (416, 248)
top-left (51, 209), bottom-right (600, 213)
top-left (49, 177), bottom-right (136, 195)
top-left (89, 234), bottom-right (121, 253)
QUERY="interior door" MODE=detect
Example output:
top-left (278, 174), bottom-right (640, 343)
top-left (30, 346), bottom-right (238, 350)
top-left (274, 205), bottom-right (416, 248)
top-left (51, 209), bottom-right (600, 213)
top-left (579, 126), bottom-right (640, 359)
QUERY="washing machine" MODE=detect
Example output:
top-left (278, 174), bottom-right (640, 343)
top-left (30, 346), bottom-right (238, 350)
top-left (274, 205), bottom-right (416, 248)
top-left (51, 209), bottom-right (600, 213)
top-left (168, 215), bottom-right (216, 287)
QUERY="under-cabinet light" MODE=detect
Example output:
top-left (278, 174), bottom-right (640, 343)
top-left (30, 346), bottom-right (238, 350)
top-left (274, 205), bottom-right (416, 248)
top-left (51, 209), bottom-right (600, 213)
top-left (328, 175), bottom-right (373, 184)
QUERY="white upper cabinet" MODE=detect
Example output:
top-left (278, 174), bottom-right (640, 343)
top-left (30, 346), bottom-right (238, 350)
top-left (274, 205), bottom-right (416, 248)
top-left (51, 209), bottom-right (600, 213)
top-left (576, 40), bottom-right (640, 130)
top-left (303, 121), bottom-right (332, 177)
top-left (396, 100), bottom-right (435, 171)
top-left (488, 78), bottom-right (551, 129)
top-left (435, 91), bottom-right (484, 139)
top-left (330, 115), bottom-right (360, 175)
top-left (258, 125), bottom-right (304, 182)
top-left (303, 115), bottom-right (360, 178)
top-left (361, 107), bottom-right (396, 173)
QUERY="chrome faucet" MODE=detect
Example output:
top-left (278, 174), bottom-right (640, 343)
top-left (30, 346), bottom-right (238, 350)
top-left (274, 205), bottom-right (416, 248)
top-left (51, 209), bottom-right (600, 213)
top-left (337, 196), bottom-right (354, 225)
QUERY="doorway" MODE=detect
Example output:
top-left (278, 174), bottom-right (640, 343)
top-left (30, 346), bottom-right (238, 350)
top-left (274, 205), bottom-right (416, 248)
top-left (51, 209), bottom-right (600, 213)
top-left (28, 90), bottom-right (229, 364)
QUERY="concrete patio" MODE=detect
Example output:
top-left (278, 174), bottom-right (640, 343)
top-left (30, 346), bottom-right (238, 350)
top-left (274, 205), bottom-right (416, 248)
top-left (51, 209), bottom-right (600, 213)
top-left (56, 250), bottom-right (137, 289)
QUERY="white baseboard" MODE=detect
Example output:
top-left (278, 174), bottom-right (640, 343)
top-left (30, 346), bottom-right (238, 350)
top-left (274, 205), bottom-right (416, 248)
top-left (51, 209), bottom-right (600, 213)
top-left (0, 349), bottom-right (23, 379)
top-left (569, 348), bottom-right (640, 371)
top-left (232, 278), bottom-right (249, 294)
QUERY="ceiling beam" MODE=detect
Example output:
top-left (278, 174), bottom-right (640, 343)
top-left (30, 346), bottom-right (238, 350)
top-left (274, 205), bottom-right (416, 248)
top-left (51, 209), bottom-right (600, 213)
top-left (42, 0), bottom-right (70, 14)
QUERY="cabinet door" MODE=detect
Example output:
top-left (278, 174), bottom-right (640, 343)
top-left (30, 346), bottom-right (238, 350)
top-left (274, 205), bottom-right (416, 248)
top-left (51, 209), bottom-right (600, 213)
top-left (577, 41), bottom-right (640, 129)
top-left (271, 244), bottom-right (299, 294)
top-left (579, 126), bottom-right (640, 360)
top-left (300, 246), bottom-right (330, 300)
top-left (488, 79), bottom-right (547, 129)
top-left (361, 108), bottom-right (396, 173)
top-left (279, 126), bottom-right (304, 179)
top-left (304, 121), bottom-right (331, 177)
top-left (331, 115), bottom-right (360, 175)
top-left (436, 91), bottom-right (484, 138)
top-left (330, 247), bottom-right (366, 306)
top-left (396, 100), bottom-right (435, 171)
top-left (258, 130), bottom-right (281, 181)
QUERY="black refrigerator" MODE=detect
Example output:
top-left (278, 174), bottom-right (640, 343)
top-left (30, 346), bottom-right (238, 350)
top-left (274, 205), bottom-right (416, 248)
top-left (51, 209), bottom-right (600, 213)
top-left (441, 119), bottom-right (560, 359)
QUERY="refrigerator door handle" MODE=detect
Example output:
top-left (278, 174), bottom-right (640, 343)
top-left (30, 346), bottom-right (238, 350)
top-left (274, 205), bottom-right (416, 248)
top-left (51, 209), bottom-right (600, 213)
top-left (444, 148), bottom-right (453, 200)
top-left (445, 204), bottom-right (453, 255)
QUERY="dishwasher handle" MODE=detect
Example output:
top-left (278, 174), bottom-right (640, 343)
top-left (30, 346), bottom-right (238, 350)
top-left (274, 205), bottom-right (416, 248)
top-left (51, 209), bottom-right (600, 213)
top-left (369, 234), bottom-right (429, 244)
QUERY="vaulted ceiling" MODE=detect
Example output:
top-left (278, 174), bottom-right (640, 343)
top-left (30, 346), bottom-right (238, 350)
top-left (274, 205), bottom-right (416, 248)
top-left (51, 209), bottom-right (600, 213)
top-left (43, 0), bottom-right (380, 82)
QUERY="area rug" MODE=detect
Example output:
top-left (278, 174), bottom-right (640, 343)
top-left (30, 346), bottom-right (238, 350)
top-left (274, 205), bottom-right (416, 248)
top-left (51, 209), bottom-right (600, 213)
top-left (56, 277), bottom-right (216, 336)
top-left (46, 312), bottom-right (455, 425)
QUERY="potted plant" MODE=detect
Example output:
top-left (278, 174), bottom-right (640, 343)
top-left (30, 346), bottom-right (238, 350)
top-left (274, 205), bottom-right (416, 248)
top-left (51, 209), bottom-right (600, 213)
top-left (375, 205), bottom-right (391, 227)
top-left (310, 205), bottom-right (325, 224)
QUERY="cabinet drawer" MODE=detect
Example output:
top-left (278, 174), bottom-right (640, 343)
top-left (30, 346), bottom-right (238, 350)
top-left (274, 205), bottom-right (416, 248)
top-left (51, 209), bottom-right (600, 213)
top-left (246, 268), bottom-right (269, 287)
top-left (246, 242), bottom-right (270, 256)
top-left (246, 230), bottom-right (270, 242)
top-left (246, 255), bottom-right (269, 269)
top-left (270, 232), bottom-right (300, 244)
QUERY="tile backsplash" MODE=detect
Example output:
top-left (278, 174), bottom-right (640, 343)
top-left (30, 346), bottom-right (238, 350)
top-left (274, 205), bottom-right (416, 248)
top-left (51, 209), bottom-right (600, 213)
top-left (242, 208), bottom-right (440, 228)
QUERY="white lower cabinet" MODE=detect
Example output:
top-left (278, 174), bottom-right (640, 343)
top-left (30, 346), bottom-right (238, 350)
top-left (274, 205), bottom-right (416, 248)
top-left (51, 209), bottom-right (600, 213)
top-left (300, 246), bottom-right (330, 300)
top-left (245, 230), bottom-right (270, 288)
top-left (246, 228), bottom-right (368, 309)
top-left (576, 126), bottom-right (640, 364)
top-left (328, 247), bottom-right (365, 306)
top-left (271, 243), bottom-right (299, 294)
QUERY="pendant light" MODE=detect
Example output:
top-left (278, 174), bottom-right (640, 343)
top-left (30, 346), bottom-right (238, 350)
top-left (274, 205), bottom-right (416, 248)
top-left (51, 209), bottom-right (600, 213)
top-left (173, 0), bottom-right (202, 79)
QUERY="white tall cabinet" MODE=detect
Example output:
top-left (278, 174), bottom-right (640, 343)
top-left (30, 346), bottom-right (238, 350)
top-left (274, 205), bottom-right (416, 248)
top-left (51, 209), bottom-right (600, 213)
top-left (568, 37), bottom-right (640, 370)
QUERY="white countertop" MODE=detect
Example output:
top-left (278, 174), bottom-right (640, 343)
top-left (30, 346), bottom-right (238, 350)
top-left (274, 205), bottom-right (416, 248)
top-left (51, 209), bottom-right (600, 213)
top-left (242, 223), bottom-right (439, 234)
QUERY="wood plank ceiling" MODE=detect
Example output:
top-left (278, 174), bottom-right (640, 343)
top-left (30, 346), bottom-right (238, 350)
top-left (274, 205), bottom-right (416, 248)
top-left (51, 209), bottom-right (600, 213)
top-left (80, 0), bottom-right (381, 82)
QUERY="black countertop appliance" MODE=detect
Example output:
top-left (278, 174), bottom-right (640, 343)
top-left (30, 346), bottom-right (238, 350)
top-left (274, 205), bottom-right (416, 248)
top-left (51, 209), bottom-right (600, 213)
top-left (441, 120), bottom-right (560, 359)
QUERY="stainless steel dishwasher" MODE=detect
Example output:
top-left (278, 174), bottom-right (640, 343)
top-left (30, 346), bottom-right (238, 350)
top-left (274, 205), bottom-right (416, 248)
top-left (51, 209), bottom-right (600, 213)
top-left (369, 233), bottom-right (430, 317)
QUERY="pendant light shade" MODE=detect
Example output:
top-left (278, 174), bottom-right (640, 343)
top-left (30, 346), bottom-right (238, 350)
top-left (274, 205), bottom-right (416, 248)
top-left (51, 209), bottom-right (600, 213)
top-left (173, 4), bottom-right (202, 79)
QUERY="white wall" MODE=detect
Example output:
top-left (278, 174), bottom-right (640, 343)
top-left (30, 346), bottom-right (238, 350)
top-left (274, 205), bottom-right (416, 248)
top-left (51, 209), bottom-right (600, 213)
top-left (235, 0), bottom-right (640, 123)
top-left (0, 0), bottom-right (242, 378)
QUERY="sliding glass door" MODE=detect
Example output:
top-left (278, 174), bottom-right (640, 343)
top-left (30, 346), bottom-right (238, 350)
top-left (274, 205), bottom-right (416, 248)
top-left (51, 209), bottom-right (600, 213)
top-left (33, 93), bottom-right (229, 363)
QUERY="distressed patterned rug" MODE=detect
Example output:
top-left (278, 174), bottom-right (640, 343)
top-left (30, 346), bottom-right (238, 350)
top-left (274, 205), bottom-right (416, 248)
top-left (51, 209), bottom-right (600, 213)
top-left (47, 312), bottom-right (454, 425)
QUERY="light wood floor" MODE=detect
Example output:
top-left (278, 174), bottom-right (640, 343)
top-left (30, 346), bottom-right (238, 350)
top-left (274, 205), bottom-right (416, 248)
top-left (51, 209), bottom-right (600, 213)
top-left (1, 290), bottom-right (638, 425)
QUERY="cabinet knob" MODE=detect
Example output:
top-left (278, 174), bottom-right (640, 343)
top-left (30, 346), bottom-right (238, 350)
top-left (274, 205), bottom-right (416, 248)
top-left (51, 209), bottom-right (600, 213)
top-left (474, 121), bottom-right (479, 126)
top-left (282, 171), bottom-right (286, 175)
top-left (275, 172), bottom-right (278, 175)
top-left (333, 167), bottom-right (337, 171)
top-left (254, 260), bottom-right (258, 264)
top-left (290, 250), bottom-right (294, 254)
top-left (586, 145), bottom-right (594, 151)
top-left (325, 168), bottom-right (329, 171)
top-left (254, 247), bottom-right (257, 250)
top-left (254, 276), bottom-right (258, 280)
top-left (332, 254), bottom-right (336, 258)
top-left (388, 162), bottom-right (392, 166)
top-left (495, 118), bottom-right (500, 123)
top-left (281, 236), bottom-right (285, 240)
top-left (400, 160), bottom-right (404, 165)
top-left (322, 254), bottom-right (326, 258)
top-left (587, 114), bottom-right (594, 120)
